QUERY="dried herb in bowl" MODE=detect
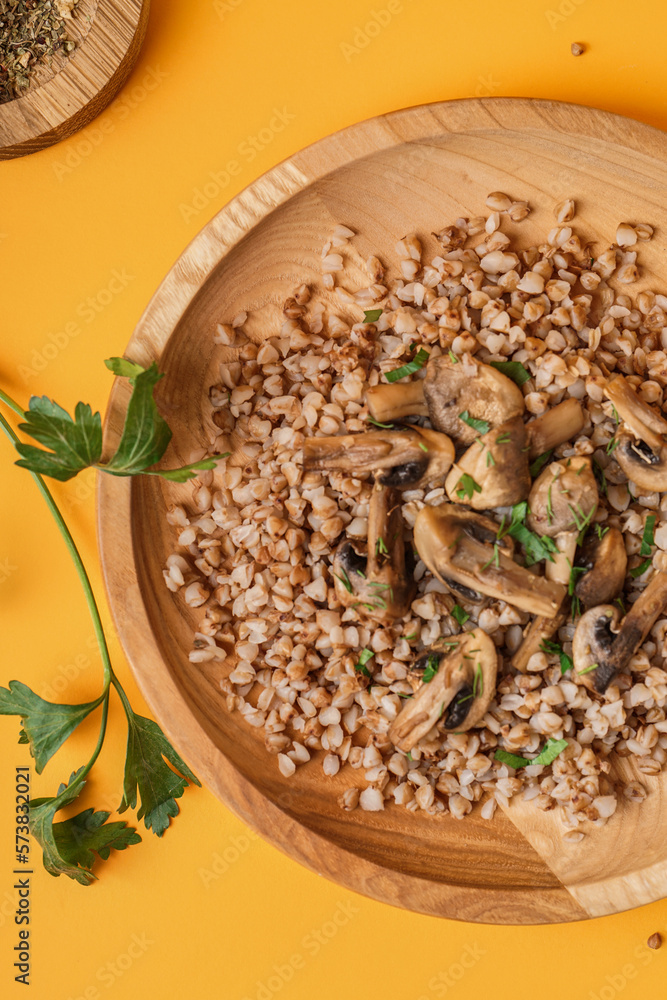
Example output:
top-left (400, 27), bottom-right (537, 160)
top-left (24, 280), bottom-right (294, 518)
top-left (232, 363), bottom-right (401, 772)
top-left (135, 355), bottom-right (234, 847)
top-left (0, 0), bottom-right (79, 105)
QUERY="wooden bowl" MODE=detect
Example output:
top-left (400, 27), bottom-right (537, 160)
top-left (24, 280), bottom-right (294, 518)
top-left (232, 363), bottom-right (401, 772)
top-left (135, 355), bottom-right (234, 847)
top-left (0, 0), bottom-right (149, 160)
top-left (99, 98), bottom-right (667, 924)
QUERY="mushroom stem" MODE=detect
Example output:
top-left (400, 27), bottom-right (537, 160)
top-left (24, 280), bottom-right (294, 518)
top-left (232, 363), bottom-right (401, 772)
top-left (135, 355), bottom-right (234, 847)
top-left (303, 427), bottom-right (454, 489)
top-left (444, 415), bottom-right (531, 510)
top-left (527, 399), bottom-right (585, 458)
top-left (511, 604), bottom-right (569, 673)
top-left (545, 532), bottom-right (578, 587)
top-left (366, 381), bottom-right (428, 423)
top-left (596, 571), bottom-right (667, 691)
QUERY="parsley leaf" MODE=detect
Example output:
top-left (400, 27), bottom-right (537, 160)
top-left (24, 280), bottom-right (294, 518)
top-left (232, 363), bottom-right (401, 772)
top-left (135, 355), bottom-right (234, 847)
top-left (488, 360), bottom-right (531, 386)
top-left (15, 398), bottom-right (102, 481)
top-left (500, 502), bottom-right (557, 565)
top-left (533, 738), bottom-right (568, 766)
top-left (494, 749), bottom-right (531, 769)
top-left (455, 473), bottom-right (482, 502)
top-left (0, 681), bottom-right (104, 774)
top-left (451, 604), bottom-right (470, 625)
top-left (13, 359), bottom-right (227, 483)
top-left (530, 450), bottom-right (553, 478)
top-left (630, 558), bottom-right (653, 579)
top-left (540, 639), bottom-right (573, 675)
top-left (355, 648), bottom-right (374, 676)
top-left (363, 309), bottom-right (383, 323)
top-left (640, 514), bottom-right (656, 557)
top-left (385, 348), bottom-right (430, 382)
top-left (30, 769), bottom-right (97, 885)
top-left (459, 410), bottom-right (490, 434)
top-left (119, 713), bottom-right (201, 836)
top-left (422, 653), bottom-right (441, 683)
top-left (53, 808), bottom-right (141, 872)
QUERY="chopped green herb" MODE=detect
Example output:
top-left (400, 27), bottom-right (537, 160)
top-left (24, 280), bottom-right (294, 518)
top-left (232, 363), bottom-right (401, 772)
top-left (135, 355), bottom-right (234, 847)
top-left (615, 596), bottom-right (626, 614)
top-left (578, 663), bottom-right (598, 675)
top-left (385, 348), bottom-right (430, 383)
top-left (335, 568), bottom-right (353, 593)
top-left (438, 701), bottom-right (446, 718)
top-left (398, 692), bottom-right (413, 699)
top-left (547, 483), bottom-right (554, 524)
top-left (640, 514), bottom-right (657, 557)
top-left (355, 648), bottom-right (374, 677)
top-left (418, 442), bottom-right (429, 453)
top-left (568, 565), bottom-right (587, 596)
top-left (488, 360), bottom-right (531, 386)
top-left (530, 450), bottom-right (553, 478)
top-left (486, 450), bottom-right (496, 468)
top-left (448, 350), bottom-right (459, 364)
top-left (540, 638), bottom-right (574, 675)
top-left (441, 640), bottom-right (461, 648)
top-left (456, 473), bottom-right (482, 502)
top-left (630, 558), bottom-right (653, 579)
top-left (459, 410), bottom-right (491, 434)
top-left (406, 751), bottom-right (413, 762)
top-left (367, 416), bottom-right (395, 429)
top-left (451, 605), bottom-right (470, 626)
top-left (593, 459), bottom-right (608, 498)
top-left (363, 308), bottom-right (383, 323)
top-left (496, 432), bottom-right (512, 445)
top-left (594, 523), bottom-right (609, 540)
top-left (499, 501), bottom-right (558, 565)
top-left (473, 664), bottom-right (483, 698)
top-left (533, 738), bottom-right (569, 766)
top-left (422, 654), bottom-right (441, 683)
top-left (571, 593), bottom-right (581, 620)
top-left (481, 542), bottom-right (501, 571)
top-left (375, 536), bottom-right (389, 557)
top-left (403, 632), bottom-right (417, 641)
top-left (611, 404), bottom-right (619, 424)
top-left (606, 436), bottom-right (618, 455)
top-left (495, 749), bottom-right (531, 769)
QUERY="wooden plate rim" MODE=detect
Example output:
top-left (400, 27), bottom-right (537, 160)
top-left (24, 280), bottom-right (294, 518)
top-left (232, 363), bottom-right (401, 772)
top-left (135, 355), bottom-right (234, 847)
top-left (0, 0), bottom-right (150, 160)
top-left (98, 97), bottom-right (667, 923)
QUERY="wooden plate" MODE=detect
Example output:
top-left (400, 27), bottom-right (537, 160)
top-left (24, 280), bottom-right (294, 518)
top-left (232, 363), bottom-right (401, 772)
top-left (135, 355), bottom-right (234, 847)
top-left (0, 0), bottom-right (149, 160)
top-left (98, 98), bottom-right (667, 924)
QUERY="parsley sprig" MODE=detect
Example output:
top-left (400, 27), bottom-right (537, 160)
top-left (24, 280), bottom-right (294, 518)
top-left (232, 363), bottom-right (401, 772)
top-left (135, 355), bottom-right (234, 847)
top-left (13, 359), bottom-right (226, 482)
top-left (630, 514), bottom-right (656, 578)
top-left (456, 473), bottom-right (482, 502)
top-left (497, 502), bottom-right (558, 565)
top-left (540, 639), bottom-right (574, 675)
top-left (0, 371), bottom-right (205, 885)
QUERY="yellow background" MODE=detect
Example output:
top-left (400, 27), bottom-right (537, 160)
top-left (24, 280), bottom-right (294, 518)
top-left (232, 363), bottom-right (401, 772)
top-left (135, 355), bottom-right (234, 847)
top-left (1, 0), bottom-right (667, 997)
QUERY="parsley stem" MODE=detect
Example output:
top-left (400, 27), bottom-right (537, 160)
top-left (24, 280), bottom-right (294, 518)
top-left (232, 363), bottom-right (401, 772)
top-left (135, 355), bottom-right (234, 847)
top-left (0, 394), bottom-right (115, 690)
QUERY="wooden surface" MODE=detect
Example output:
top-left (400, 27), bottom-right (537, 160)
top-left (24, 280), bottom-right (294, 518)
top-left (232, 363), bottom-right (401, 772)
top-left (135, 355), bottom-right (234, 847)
top-left (98, 97), bottom-right (667, 924)
top-left (0, 0), bottom-right (149, 160)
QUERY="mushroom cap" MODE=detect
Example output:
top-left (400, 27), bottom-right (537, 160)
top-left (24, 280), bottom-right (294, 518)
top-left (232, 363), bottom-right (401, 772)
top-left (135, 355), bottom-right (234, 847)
top-left (575, 527), bottom-right (627, 607)
top-left (572, 605), bottom-right (621, 691)
top-left (444, 415), bottom-right (531, 509)
top-left (422, 355), bottom-right (525, 444)
top-left (414, 503), bottom-right (566, 618)
top-left (614, 430), bottom-right (667, 492)
top-left (303, 426), bottom-right (454, 490)
top-left (605, 374), bottom-right (667, 452)
top-left (527, 457), bottom-right (598, 538)
top-left (388, 629), bottom-right (498, 750)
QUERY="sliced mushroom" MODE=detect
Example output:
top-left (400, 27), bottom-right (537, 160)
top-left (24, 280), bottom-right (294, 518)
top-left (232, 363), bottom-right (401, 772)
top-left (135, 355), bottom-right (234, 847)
top-left (388, 629), bottom-right (497, 751)
top-left (303, 426), bottom-right (454, 490)
top-left (414, 504), bottom-right (565, 617)
top-left (527, 457), bottom-right (598, 585)
top-left (444, 416), bottom-right (530, 509)
top-left (574, 527), bottom-right (627, 608)
top-left (366, 381), bottom-right (429, 424)
top-left (605, 375), bottom-right (667, 491)
top-left (572, 571), bottom-right (667, 692)
top-left (423, 355), bottom-right (525, 444)
top-left (511, 604), bottom-right (569, 673)
top-left (526, 398), bottom-right (586, 459)
top-left (331, 483), bottom-right (415, 623)
top-left (366, 355), bottom-right (524, 445)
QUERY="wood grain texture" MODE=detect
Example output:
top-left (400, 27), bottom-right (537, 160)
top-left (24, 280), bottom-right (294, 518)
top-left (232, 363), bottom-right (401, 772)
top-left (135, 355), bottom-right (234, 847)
top-left (0, 0), bottom-right (149, 160)
top-left (98, 98), bottom-right (667, 923)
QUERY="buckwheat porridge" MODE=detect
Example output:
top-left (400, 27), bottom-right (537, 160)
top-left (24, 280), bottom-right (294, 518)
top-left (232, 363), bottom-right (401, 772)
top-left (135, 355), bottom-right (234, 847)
top-left (162, 192), bottom-right (667, 842)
